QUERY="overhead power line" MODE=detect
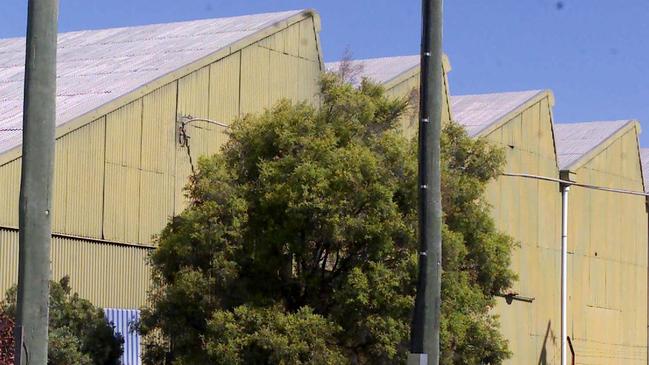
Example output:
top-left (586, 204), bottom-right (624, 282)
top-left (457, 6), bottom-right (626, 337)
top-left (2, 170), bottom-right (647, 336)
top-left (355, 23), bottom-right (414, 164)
top-left (502, 172), bottom-right (649, 197)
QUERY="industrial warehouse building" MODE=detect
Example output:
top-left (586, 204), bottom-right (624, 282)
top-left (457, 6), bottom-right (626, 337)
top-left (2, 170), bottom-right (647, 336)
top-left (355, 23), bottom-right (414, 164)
top-left (331, 56), bottom-right (649, 364)
top-left (0, 9), bottom-right (323, 309)
top-left (555, 120), bottom-right (647, 363)
top-left (1, 7), bottom-right (648, 363)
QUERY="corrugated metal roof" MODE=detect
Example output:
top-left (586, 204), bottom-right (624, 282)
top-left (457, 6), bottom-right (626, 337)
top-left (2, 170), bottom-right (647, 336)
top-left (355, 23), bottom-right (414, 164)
top-left (0, 9), bottom-right (305, 155)
top-left (640, 148), bottom-right (649, 191)
top-left (554, 120), bottom-right (631, 170)
top-left (104, 308), bottom-right (141, 365)
top-left (450, 90), bottom-right (545, 137)
top-left (325, 55), bottom-right (420, 86)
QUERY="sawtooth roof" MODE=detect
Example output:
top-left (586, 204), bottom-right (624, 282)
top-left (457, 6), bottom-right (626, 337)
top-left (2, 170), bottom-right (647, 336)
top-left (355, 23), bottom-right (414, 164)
top-left (327, 56), bottom-right (546, 137)
top-left (325, 55), bottom-right (420, 86)
top-left (0, 9), bottom-right (310, 156)
top-left (450, 90), bottom-right (546, 137)
top-left (554, 120), bottom-right (633, 171)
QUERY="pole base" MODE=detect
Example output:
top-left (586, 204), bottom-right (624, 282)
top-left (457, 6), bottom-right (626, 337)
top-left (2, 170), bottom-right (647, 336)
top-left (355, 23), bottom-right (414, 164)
top-left (408, 353), bottom-right (428, 365)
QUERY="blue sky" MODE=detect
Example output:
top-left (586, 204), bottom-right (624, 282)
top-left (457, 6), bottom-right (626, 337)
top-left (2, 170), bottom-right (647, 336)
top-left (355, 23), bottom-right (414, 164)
top-left (2, 0), bottom-right (649, 145)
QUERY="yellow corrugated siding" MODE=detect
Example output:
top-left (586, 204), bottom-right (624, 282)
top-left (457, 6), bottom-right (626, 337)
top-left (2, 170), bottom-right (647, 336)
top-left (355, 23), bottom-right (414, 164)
top-left (385, 72), bottom-right (561, 361)
top-left (138, 82), bottom-right (178, 241)
top-left (0, 159), bottom-right (20, 227)
top-left (298, 17), bottom-right (319, 62)
top-left (481, 98), bottom-right (562, 365)
top-left (104, 164), bottom-right (140, 243)
top-left (139, 170), bottom-right (174, 244)
top-left (175, 66), bottom-right (211, 213)
top-left (283, 22), bottom-right (301, 57)
top-left (104, 100), bottom-right (143, 243)
top-left (208, 51), bottom-right (241, 124)
top-left (567, 128), bottom-right (647, 364)
top-left (386, 71), bottom-right (451, 140)
top-left (140, 82), bottom-right (177, 175)
top-left (298, 57), bottom-right (321, 105)
top-left (0, 228), bottom-right (151, 308)
top-left (55, 117), bottom-right (106, 238)
top-left (174, 20), bottom-right (321, 212)
top-left (0, 16), bottom-right (323, 308)
top-left (0, 228), bottom-right (18, 293)
top-left (259, 30), bottom-right (285, 53)
top-left (240, 45), bottom-right (271, 115)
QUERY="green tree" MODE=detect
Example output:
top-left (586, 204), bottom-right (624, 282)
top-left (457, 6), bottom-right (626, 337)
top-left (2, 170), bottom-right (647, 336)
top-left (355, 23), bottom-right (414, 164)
top-left (139, 74), bottom-right (515, 364)
top-left (1, 277), bottom-right (124, 365)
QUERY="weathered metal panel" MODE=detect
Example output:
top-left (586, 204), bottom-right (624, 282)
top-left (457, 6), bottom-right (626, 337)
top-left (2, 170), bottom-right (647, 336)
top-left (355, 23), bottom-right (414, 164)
top-left (175, 66), bottom-right (210, 214)
top-left (208, 51), bottom-right (241, 124)
top-left (298, 17), bottom-right (319, 62)
top-left (452, 90), bottom-right (544, 137)
top-left (240, 45), bottom-right (271, 115)
top-left (104, 163), bottom-right (140, 243)
top-left (0, 159), bottom-right (20, 227)
top-left (259, 30), bottom-right (285, 54)
top-left (555, 120), bottom-right (630, 170)
top-left (139, 170), bottom-right (174, 244)
top-left (56, 117), bottom-right (106, 238)
top-left (385, 71), bottom-right (451, 141)
top-left (0, 10), bottom-right (310, 156)
top-left (0, 228), bottom-right (18, 293)
top-left (269, 50), bottom-right (291, 104)
top-left (105, 100), bottom-right (142, 167)
top-left (283, 22), bottom-right (300, 57)
top-left (0, 228), bottom-right (151, 308)
top-left (567, 125), bottom-right (648, 364)
top-left (104, 308), bottom-right (142, 365)
top-left (104, 100), bottom-right (143, 243)
top-left (0, 11), bottom-right (325, 330)
top-left (298, 57), bottom-right (321, 106)
top-left (481, 98), bottom-right (562, 365)
top-left (141, 83), bottom-right (177, 174)
top-left (52, 139), bottom-right (68, 232)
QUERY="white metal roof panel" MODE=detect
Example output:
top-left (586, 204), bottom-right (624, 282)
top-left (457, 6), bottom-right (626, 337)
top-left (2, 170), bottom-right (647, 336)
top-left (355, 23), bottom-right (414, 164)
top-left (325, 55), bottom-right (420, 86)
top-left (450, 90), bottom-right (544, 137)
top-left (554, 120), bottom-right (631, 170)
top-left (0, 10), bottom-right (305, 155)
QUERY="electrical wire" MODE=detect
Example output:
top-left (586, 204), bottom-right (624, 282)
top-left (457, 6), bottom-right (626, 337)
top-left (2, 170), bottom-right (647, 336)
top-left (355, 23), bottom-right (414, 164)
top-left (502, 172), bottom-right (649, 197)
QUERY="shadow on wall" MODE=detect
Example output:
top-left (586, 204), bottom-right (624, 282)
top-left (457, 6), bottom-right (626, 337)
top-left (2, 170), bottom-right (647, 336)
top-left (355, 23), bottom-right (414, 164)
top-left (538, 320), bottom-right (557, 365)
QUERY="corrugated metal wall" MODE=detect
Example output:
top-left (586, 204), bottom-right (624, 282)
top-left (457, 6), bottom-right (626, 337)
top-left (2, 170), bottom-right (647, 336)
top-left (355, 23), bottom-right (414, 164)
top-left (0, 159), bottom-right (20, 227)
top-left (482, 97), bottom-right (563, 365)
top-left (385, 69), bottom-right (452, 140)
top-left (386, 71), bottom-right (564, 363)
top-left (104, 308), bottom-right (142, 365)
top-left (567, 127), bottom-right (647, 364)
top-left (0, 15), bottom-right (322, 308)
top-left (0, 228), bottom-right (151, 308)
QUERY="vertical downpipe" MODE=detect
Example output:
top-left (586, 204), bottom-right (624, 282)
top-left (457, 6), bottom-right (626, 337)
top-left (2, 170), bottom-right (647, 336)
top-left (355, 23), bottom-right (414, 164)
top-left (561, 184), bottom-right (570, 365)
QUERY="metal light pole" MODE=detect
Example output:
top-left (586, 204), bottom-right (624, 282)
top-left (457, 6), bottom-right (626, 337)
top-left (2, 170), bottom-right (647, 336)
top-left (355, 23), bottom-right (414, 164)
top-left (560, 184), bottom-right (570, 365)
top-left (14, 0), bottom-right (59, 364)
top-left (409, 0), bottom-right (443, 364)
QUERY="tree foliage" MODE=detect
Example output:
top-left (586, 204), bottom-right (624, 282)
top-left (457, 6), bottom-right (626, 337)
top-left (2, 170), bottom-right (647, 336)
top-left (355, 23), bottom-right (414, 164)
top-left (0, 312), bottom-right (14, 365)
top-left (1, 277), bottom-right (124, 365)
top-left (140, 74), bottom-right (516, 364)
